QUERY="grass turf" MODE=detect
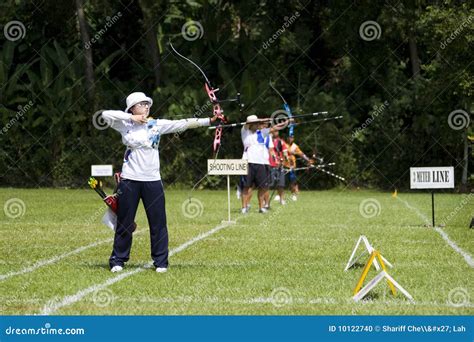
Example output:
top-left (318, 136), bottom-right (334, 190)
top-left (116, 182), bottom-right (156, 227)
top-left (0, 188), bottom-right (473, 315)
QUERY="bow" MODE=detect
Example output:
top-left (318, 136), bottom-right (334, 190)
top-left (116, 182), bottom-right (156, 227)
top-left (269, 80), bottom-right (295, 138)
top-left (169, 41), bottom-right (242, 157)
top-left (269, 80), bottom-right (346, 183)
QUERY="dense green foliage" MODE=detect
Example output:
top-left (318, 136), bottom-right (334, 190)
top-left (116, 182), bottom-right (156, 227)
top-left (0, 0), bottom-right (472, 189)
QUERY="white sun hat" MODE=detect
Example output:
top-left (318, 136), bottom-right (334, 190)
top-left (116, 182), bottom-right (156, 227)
top-left (245, 115), bottom-right (262, 124)
top-left (125, 92), bottom-right (153, 113)
top-left (245, 115), bottom-right (260, 123)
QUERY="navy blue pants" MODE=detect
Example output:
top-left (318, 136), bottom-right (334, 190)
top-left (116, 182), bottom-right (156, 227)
top-left (109, 179), bottom-right (169, 268)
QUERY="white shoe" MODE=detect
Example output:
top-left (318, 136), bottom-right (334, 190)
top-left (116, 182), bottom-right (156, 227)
top-left (241, 207), bottom-right (248, 214)
top-left (280, 200), bottom-right (286, 205)
top-left (111, 265), bottom-right (123, 273)
top-left (274, 195), bottom-right (280, 201)
top-left (259, 208), bottom-right (268, 214)
top-left (291, 194), bottom-right (297, 201)
top-left (156, 267), bottom-right (168, 273)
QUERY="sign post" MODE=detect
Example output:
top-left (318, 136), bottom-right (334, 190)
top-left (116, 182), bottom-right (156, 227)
top-left (410, 166), bottom-right (454, 227)
top-left (208, 159), bottom-right (248, 223)
top-left (431, 192), bottom-right (435, 228)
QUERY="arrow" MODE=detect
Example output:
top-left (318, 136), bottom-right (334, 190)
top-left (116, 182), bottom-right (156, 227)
top-left (208, 114), bottom-right (341, 130)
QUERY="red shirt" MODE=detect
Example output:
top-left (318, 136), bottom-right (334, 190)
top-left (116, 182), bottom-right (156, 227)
top-left (269, 138), bottom-right (288, 167)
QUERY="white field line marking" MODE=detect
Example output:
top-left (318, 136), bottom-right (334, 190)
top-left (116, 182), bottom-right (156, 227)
top-left (40, 221), bottom-right (233, 315)
top-left (5, 295), bottom-right (474, 309)
top-left (1, 229), bottom-right (147, 282)
top-left (5, 295), bottom-right (473, 311)
top-left (434, 226), bottom-right (474, 268)
top-left (106, 296), bottom-right (474, 309)
top-left (0, 237), bottom-right (112, 282)
top-left (395, 196), bottom-right (431, 225)
top-left (396, 195), bottom-right (474, 268)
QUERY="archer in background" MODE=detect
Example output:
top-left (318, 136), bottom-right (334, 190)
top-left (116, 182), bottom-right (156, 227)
top-left (284, 136), bottom-right (314, 201)
top-left (269, 129), bottom-right (289, 205)
top-left (262, 132), bottom-right (274, 210)
top-left (238, 124), bottom-right (275, 212)
top-left (241, 115), bottom-right (287, 213)
top-left (240, 115), bottom-right (271, 214)
top-left (100, 92), bottom-right (218, 273)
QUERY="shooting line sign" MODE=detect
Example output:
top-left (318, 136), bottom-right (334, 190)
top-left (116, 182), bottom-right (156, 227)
top-left (207, 159), bottom-right (248, 175)
top-left (207, 159), bottom-right (248, 223)
top-left (410, 166), bottom-right (454, 189)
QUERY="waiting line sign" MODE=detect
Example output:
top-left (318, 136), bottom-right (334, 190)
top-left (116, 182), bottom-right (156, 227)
top-left (410, 166), bottom-right (454, 189)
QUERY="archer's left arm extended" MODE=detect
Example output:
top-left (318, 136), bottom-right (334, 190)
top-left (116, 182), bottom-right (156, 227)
top-left (154, 118), bottom-right (211, 135)
top-left (271, 118), bottom-right (294, 132)
top-left (294, 145), bottom-right (313, 164)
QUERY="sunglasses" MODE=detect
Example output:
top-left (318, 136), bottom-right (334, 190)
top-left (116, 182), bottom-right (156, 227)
top-left (136, 101), bottom-right (150, 107)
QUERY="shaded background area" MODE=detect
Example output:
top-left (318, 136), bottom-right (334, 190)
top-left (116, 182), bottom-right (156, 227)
top-left (0, 0), bottom-right (472, 190)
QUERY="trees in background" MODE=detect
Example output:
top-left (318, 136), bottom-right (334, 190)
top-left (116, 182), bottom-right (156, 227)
top-left (0, 0), bottom-right (472, 190)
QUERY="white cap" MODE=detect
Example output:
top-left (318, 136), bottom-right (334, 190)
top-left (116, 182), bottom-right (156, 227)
top-left (245, 115), bottom-right (261, 124)
top-left (125, 92), bottom-right (153, 113)
top-left (244, 115), bottom-right (266, 129)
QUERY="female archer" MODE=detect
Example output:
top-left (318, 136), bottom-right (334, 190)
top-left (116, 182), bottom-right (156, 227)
top-left (100, 92), bottom-right (218, 273)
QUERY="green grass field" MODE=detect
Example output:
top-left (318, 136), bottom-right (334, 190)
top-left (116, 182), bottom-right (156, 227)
top-left (0, 188), bottom-right (473, 315)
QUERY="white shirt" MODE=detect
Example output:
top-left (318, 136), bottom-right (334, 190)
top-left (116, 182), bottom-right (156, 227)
top-left (241, 127), bottom-right (271, 165)
top-left (101, 110), bottom-right (210, 181)
top-left (263, 135), bottom-right (273, 165)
